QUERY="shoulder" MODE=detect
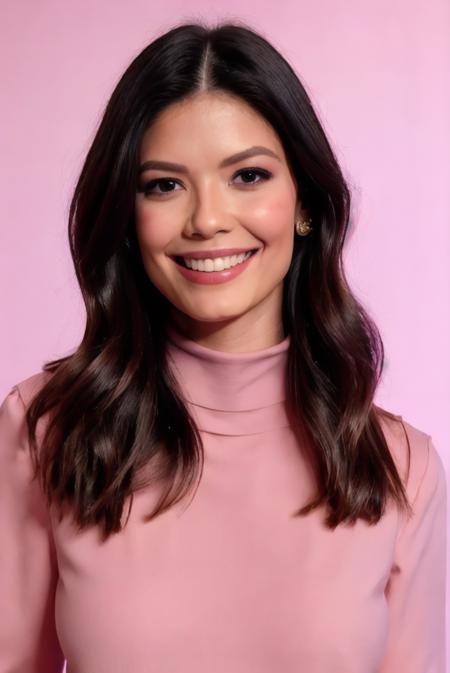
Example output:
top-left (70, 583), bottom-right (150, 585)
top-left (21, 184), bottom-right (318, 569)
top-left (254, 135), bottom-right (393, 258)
top-left (0, 371), bottom-right (56, 526)
top-left (3, 369), bottom-right (54, 411)
top-left (377, 409), bottom-right (447, 512)
top-left (0, 370), bottom-right (55, 451)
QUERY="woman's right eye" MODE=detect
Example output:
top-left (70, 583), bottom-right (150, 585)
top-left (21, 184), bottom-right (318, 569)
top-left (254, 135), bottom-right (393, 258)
top-left (139, 178), bottom-right (183, 197)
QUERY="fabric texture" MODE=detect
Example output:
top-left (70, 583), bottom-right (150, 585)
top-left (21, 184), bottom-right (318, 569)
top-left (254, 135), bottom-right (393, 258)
top-left (0, 326), bottom-right (447, 672)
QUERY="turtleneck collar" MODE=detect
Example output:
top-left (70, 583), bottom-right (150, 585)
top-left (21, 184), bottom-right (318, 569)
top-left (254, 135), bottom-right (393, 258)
top-left (165, 325), bottom-right (291, 436)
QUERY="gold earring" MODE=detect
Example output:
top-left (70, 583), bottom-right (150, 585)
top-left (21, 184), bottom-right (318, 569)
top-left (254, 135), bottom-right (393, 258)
top-left (295, 216), bottom-right (313, 236)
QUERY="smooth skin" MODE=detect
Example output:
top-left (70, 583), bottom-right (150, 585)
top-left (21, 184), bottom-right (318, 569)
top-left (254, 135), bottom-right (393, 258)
top-left (135, 90), bottom-right (306, 352)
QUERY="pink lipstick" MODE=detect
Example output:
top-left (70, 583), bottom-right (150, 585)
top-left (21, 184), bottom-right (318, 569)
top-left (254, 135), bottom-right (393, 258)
top-left (172, 248), bottom-right (260, 285)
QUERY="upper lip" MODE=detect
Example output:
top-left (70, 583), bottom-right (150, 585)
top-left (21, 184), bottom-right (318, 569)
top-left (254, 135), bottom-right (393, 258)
top-left (172, 248), bottom-right (259, 260)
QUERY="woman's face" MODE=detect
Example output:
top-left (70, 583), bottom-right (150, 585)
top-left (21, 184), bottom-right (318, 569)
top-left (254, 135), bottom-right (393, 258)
top-left (135, 91), bottom-right (303, 345)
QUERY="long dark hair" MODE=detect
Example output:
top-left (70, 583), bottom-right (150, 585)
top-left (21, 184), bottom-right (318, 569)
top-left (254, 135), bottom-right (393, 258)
top-left (25, 19), bottom-right (412, 541)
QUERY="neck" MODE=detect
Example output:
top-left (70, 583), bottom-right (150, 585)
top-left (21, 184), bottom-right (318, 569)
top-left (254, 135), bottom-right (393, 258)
top-left (167, 313), bottom-right (286, 354)
top-left (165, 323), bottom-right (291, 435)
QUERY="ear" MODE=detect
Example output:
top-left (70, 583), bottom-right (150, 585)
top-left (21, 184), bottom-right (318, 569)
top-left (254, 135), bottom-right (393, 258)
top-left (295, 202), bottom-right (308, 221)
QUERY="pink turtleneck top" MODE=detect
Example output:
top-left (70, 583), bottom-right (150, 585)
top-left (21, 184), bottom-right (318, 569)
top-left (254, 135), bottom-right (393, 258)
top-left (0, 327), bottom-right (447, 673)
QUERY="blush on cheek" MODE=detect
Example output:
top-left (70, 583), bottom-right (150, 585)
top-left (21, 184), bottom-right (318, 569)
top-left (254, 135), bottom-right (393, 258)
top-left (135, 213), bottom-right (174, 252)
top-left (251, 199), bottom-right (295, 244)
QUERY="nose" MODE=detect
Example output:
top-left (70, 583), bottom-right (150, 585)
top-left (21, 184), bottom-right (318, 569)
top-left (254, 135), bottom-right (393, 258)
top-left (185, 181), bottom-right (231, 239)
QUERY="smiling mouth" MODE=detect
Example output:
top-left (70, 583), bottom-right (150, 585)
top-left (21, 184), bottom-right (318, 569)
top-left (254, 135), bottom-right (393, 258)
top-left (173, 248), bottom-right (259, 270)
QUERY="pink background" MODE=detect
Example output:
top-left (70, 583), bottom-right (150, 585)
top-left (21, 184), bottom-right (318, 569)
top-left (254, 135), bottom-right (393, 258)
top-left (1, 0), bottom-right (449, 665)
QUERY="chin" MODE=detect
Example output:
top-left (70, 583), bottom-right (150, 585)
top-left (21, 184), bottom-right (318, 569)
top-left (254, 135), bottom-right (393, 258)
top-left (189, 311), bottom-right (245, 324)
top-left (174, 303), bottom-right (249, 324)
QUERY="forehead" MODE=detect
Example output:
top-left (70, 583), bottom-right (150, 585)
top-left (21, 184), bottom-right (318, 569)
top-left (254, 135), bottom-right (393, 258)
top-left (140, 91), bottom-right (286, 159)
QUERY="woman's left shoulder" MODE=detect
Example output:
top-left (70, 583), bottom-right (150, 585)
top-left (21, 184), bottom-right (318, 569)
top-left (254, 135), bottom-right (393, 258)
top-left (377, 409), bottom-right (447, 508)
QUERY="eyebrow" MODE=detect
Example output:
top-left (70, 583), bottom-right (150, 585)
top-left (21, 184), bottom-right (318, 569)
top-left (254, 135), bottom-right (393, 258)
top-left (138, 145), bottom-right (282, 175)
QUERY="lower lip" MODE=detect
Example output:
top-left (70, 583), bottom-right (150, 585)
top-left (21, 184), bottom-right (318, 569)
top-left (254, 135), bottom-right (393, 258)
top-left (172, 250), bottom-right (259, 285)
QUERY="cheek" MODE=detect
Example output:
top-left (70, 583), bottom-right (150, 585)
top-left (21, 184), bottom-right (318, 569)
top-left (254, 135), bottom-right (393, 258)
top-left (250, 194), bottom-right (296, 245)
top-left (135, 207), bottom-right (175, 254)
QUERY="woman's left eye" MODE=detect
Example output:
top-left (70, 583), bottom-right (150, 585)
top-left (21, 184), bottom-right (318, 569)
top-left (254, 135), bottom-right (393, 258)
top-left (233, 168), bottom-right (272, 185)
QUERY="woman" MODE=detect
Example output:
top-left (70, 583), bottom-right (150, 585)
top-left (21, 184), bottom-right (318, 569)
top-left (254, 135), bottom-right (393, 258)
top-left (0, 20), bottom-right (446, 673)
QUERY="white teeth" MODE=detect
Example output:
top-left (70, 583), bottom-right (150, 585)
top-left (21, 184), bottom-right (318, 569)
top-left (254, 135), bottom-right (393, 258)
top-left (183, 250), bottom-right (254, 272)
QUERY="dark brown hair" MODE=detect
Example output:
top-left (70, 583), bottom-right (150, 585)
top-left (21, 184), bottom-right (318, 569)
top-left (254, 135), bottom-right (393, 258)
top-left (25, 19), bottom-right (411, 541)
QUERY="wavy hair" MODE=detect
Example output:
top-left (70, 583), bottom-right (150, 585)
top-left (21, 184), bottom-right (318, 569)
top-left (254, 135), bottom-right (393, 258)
top-left (25, 19), bottom-right (412, 541)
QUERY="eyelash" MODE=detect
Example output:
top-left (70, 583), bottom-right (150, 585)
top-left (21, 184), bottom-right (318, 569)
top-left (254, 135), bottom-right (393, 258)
top-left (139, 167), bottom-right (273, 197)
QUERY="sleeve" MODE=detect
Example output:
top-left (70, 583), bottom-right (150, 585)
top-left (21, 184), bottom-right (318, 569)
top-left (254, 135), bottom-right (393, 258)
top-left (378, 434), bottom-right (448, 673)
top-left (0, 385), bottom-right (65, 673)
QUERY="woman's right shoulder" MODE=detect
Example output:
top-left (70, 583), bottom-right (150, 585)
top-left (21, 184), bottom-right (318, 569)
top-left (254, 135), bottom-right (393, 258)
top-left (0, 370), bottom-right (57, 469)
top-left (2, 369), bottom-right (55, 412)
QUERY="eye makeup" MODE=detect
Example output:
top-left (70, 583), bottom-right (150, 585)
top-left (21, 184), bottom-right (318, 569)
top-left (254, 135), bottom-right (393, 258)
top-left (137, 167), bottom-right (273, 197)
